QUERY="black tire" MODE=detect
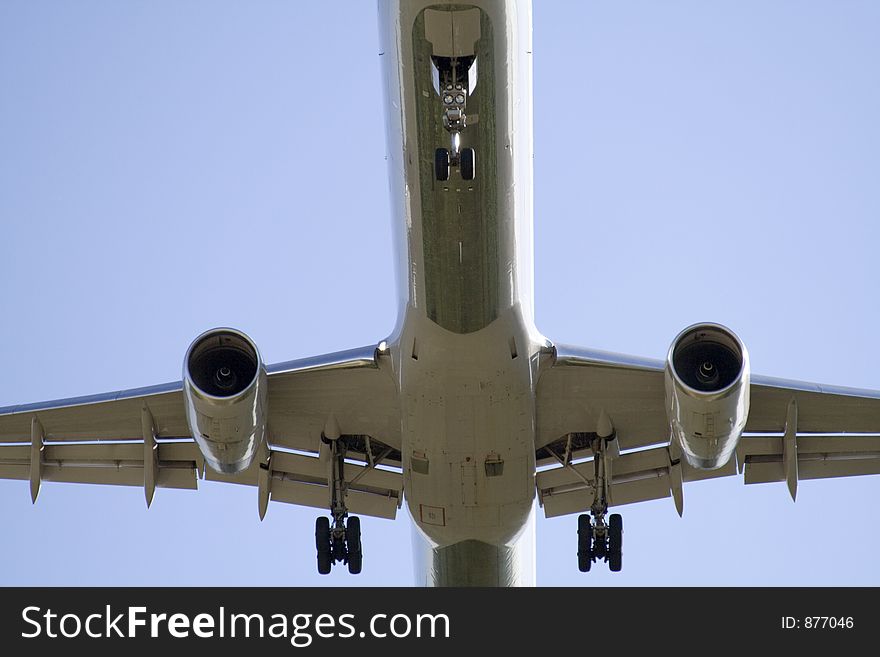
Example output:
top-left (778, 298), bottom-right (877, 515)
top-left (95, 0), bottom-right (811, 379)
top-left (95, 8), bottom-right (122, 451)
top-left (577, 514), bottom-right (592, 572)
top-left (316, 517), bottom-right (330, 551)
top-left (346, 516), bottom-right (362, 575)
top-left (460, 147), bottom-right (475, 181)
top-left (608, 550), bottom-right (622, 572)
top-left (317, 551), bottom-right (332, 575)
top-left (315, 517), bottom-right (332, 575)
top-left (435, 148), bottom-right (450, 181)
top-left (608, 514), bottom-right (623, 572)
top-left (609, 513), bottom-right (623, 531)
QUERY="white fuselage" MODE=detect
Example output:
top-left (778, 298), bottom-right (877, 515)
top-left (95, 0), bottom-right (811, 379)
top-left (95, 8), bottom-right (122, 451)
top-left (378, 0), bottom-right (540, 586)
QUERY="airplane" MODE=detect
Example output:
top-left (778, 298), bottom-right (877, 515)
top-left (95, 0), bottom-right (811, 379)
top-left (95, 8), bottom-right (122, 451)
top-left (1, 0), bottom-right (870, 579)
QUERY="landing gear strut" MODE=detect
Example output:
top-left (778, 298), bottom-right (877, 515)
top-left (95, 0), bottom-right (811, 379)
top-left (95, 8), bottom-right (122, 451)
top-left (577, 435), bottom-right (623, 572)
top-left (315, 434), bottom-right (363, 575)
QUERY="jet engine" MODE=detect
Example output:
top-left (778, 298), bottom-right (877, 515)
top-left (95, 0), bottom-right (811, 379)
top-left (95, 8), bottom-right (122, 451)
top-left (664, 323), bottom-right (750, 470)
top-left (183, 328), bottom-right (267, 474)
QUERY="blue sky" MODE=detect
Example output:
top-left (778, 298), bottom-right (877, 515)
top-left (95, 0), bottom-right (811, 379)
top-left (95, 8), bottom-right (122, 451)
top-left (1, 1), bottom-right (878, 586)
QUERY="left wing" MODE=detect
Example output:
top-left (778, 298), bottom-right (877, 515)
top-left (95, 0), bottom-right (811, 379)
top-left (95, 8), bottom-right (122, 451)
top-left (0, 345), bottom-right (403, 519)
top-left (535, 344), bottom-right (880, 518)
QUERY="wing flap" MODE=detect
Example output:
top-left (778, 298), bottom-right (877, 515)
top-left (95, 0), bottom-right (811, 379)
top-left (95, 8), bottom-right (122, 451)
top-left (745, 457), bottom-right (880, 485)
top-left (539, 472), bottom-right (675, 518)
top-left (205, 447), bottom-right (403, 520)
top-left (0, 464), bottom-right (28, 480)
top-left (270, 480), bottom-right (399, 520)
top-left (0, 440), bottom-right (200, 492)
top-left (740, 434), bottom-right (880, 485)
top-left (538, 433), bottom-right (880, 518)
top-left (41, 464), bottom-right (197, 489)
top-left (537, 445), bottom-right (675, 517)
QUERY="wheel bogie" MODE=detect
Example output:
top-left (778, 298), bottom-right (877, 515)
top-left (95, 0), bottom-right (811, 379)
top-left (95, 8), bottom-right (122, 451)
top-left (577, 513), bottom-right (624, 573)
top-left (314, 515), bottom-right (364, 575)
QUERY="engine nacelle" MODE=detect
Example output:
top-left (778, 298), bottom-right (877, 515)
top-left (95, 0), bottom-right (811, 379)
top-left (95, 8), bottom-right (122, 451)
top-left (183, 328), bottom-right (267, 474)
top-left (665, 323), bottom-right (750, 470)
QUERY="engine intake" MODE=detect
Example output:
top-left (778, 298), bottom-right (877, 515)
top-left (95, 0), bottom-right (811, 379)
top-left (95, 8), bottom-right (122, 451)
top-left (183, 328), bottom-right (267, 474)
top-left (665, 323), bottom-right (750, 470)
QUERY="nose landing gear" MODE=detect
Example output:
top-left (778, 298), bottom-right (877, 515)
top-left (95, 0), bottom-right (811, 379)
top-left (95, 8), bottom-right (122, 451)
top-left (433, 56), bottom-right (477, 182)
top-left (435, 145), bottom-right (476, 182)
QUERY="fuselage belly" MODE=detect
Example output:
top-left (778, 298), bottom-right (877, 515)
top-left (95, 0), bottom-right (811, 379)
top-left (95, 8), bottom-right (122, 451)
top-left (379, 0), bottom-right (539, 585)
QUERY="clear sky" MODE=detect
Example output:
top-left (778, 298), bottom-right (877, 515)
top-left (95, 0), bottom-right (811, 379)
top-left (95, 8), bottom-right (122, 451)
top-left (1, 0), bottom-right (878, 586)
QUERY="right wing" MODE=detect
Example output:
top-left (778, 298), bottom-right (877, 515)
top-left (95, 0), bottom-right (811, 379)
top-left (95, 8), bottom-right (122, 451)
top-left (0, 344), bottom-right (403, 519)
top-left (535, 344), bottom-right (880, 518)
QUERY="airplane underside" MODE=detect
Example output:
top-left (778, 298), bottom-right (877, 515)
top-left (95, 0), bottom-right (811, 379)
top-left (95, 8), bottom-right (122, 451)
top-left (1, 0), bottom-right (879, 589)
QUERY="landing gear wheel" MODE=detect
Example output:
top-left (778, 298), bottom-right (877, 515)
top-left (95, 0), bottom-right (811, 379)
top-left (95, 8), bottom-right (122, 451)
top-left (608, 513), bottom-right (623, 572)
top-left (577, 513), bottom-right (592, 572)
top-left (460, 147), bottom-right (475, 181)
top-left (317, 550), bottom-right (332, 575)
top-left (315, 517), bottom-right (331, 575)
top-left (346, 516), bottom-right (362, 575)
top-left (435, 148), bottom-right (450, 181)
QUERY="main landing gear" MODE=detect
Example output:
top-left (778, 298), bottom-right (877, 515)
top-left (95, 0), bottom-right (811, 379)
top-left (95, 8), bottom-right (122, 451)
top-left (577, 434), bottom-right (623, 573)
top-left (315, 434), bottom-right (363, 575)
